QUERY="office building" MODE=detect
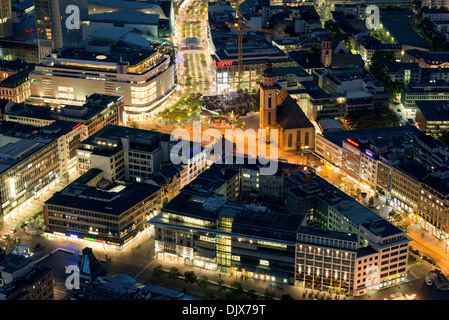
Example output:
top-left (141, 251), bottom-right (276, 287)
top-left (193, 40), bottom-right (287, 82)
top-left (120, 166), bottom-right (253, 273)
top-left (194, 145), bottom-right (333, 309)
top-left (44, 174), bottom-right (161, 248)
top-left (415, 100), bottom-right (449, 139)
top-left (0, 264), bottom-right (53, 300)
top-left (405, 49), bottom-right (449, 68)
top-left (3, 93), bottom-right (124, 141)
top-left (0, 120), bottom-right (83, 221)
top-left (82, 9), bottom-right (168, 40)
top-left (0, 60), bottom-right (34, 103)
top-left (401, 81), bottom-right (449, 115)
top-left (384, 62), bottom-right (421, 84)
top-left (0, 0), bottom-right (12, 38)
top-left (35, 0), bottom-right (88, 60)
top-left (150, 161), bottom-right (411, 296)
top-left (315, 65), bottom-right (390, 112)
top-left (76, 125), bottom-right (206, 188)
top-left (30, 28), bottom-right (175, 119)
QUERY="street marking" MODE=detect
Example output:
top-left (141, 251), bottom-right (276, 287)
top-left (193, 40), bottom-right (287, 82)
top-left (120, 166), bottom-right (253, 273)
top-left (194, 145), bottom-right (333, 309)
top-left (133, 259), bottom-right (156, 280)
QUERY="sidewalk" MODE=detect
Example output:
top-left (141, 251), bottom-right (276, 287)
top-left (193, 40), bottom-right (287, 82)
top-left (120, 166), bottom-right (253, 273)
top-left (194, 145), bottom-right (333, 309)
top-left (1, 173), bottom-right (80, 232)
top-left (148, 259), bottom-right (351, 301)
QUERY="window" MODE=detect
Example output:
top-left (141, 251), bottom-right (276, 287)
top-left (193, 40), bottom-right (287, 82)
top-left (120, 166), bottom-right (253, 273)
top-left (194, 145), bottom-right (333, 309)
top-left (305, 132), bottom-right (309, 146)
top-left (297, 130), bottom-right (301, 145)
top-left (288, 134), bottom-right (293, 147)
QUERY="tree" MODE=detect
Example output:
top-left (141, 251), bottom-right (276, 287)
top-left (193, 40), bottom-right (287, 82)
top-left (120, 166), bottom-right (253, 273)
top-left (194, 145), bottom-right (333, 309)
top-left (197, 275), bottom-right (210, 291)
top-left (231, 282), bottom-right (244, 297)
top-left (369, 50), bottom-right (396, 85)
top-left (168, 267), bottom-right (181, 279)
top-left (184, 271), bottom-right (197, 284)
top-left (281, 293), bottom-right (295, 300)
top-left (263, 290), bottom-right (275, 300)
top-left (128, 121), bottom-right (139, 129)
top-left (152, 265), bottom-right (165, 278)
top-left (389, 209), bottom-right (396, 220)
top-left (247, 289), bottom-right (259, 300)
top-left (368, 196), bottom-right (375, 208)
top-left (217, 279), bottom-right (226, 292)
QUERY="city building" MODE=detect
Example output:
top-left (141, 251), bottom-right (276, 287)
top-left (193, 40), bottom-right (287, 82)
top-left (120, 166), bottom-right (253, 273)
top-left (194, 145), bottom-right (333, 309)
top-left (401, 81), bottom-right (449, 115)
top-left (356, 36), bottom-right (402, 62)
top-left (76, 125), bottom-right (206, 188)
top-left (150, 160), bottom-right (411, 296)
top-left (44, 174), bottom-right (162, 248)
top-left (0, 39), bottom-right (39, 64)
top-left (210, 29), bottom-right (298, 94)
top-left (151, 188), bottom-right (306, 284)
top-left (0, 60), bottom-right (34, 103)
top-left (378, 18), bottom-right (430, 52)
top-left (3, 93), bottom-right (124, 141)
top-left (259, 63), bottom-right (315, 152)
top-left (0, 120), bottom-right (83, 221)
top-left (415, 100), bottom-right (449, 139)
top-left (29, 28), bottom-right (175, 120)
top-left (0, 0), bottom-right (12, 38)
top-left (314, 125), bottom-right (421, 191)
top-left (422, 8), bottom-right (449, 21)
top-left (34, 0), bottom-right (88, 60)
top-left (422, 0), bottom-right (449, 8)
top-left (0, 245), bottom-right (34, 286)
top-left (0, 264), bottom-right (53, 300)
top-left (390, 161), bottom-right (430, 215)
top-left (315, 65), bottom-right (390, 112)
top-left (404, 49), bottom-right (449, 69)
top-left (82, 9), bottom-right (169, 40)
top-left (384, 62), bottom-right (421, 84)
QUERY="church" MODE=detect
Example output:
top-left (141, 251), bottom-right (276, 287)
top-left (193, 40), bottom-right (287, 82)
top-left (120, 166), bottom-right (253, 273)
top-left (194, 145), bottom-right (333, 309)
top-left (259, 63), bottom-right (315, 152)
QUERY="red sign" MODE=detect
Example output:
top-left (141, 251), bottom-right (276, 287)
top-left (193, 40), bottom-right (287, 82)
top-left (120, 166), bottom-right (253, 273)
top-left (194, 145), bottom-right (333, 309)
top-left (214, 59), bottom-right (233, 67)
top-left (347, 138), bottom-right (359, 147)
top-left (72, 123), bottom-right (82, 130)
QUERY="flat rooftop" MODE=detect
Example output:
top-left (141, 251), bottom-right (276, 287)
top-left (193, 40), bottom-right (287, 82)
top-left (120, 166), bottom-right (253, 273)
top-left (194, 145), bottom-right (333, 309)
top-left (46, 182), bottom-right (160, 215)
top-left (415, 100), bottom-right (449, 121)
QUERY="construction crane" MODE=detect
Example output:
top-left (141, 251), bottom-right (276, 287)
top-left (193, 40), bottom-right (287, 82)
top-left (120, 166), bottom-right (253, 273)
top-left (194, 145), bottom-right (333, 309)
top-left (225, 4), bottom-right (290, 91)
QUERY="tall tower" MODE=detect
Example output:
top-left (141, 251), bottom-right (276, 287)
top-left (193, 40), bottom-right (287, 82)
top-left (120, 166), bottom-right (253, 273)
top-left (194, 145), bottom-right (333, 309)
top-left (259, 63), bottom-right (277, 130)
top-left (35, 0), bottom-right (88, 60)
top-left (321, 40), bottom-right (332, 67)
top-left (0, 0), bottom-right (12, 38)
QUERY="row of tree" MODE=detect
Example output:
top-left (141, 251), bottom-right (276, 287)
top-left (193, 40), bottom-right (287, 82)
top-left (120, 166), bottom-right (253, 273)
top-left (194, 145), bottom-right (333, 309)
top-left (152, 265), bottom-right (294, 300)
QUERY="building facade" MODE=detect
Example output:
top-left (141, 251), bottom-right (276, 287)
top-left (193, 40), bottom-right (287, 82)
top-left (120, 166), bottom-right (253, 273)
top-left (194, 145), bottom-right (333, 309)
top-left (30, 31), bottom-right (175, 119)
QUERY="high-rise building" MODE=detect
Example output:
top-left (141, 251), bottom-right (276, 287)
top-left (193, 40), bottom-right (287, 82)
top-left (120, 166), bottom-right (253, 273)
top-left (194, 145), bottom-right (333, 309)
top-left (0, 0), bottom-right (12, 38)
top-left (34, 0), bottom-right (88, 60)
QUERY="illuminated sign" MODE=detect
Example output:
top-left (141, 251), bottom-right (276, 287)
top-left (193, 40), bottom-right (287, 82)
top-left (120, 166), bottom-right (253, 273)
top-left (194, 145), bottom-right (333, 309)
top-left (365, 149), bottom-right (374, 158)
top-left (72, 123), bottom-right (82, 130)
top-left (214, 58), bottom-right (233, 67)
top-left (347, 138), bottom-right (359, 147)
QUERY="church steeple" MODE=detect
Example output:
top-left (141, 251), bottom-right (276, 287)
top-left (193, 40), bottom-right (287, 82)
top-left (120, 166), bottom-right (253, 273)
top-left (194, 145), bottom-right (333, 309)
top-left (260, 63), bottom-right (277, 130)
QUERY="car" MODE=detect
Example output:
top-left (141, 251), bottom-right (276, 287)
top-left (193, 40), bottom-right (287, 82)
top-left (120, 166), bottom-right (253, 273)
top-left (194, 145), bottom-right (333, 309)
top-left (397, 109), bottom-right (401, 112)
top-left (410, 256), bottom-right (416, 261)
top-left (425, 275), bottom-right (433, 286)
top-left (33, 243), bottom-right (41, 249)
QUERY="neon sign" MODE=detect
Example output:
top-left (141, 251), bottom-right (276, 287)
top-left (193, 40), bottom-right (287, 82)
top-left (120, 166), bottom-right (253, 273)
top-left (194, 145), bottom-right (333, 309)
top-left (72, 123), bottom-right (82, 130)
top-left (365, 149), bottom-right (374, 158)
top-left (214, 58), bottom-right (233, 67)
top-left (347, 138), bottom-right (359, 147)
